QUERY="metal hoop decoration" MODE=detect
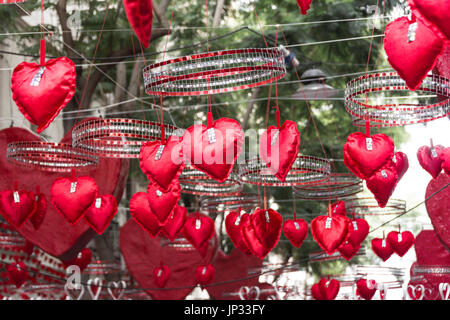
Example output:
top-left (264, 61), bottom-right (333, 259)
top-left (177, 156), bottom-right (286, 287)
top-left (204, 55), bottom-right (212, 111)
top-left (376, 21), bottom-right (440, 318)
top-left (412, 265), bottom-right (450, 277)
top-left (238, 155), bottom-right (331, 187)
top-left (6, 141), bottom-right (98, 172)
top-left (143, 48), bottom-right (286, 96)
top-left (294, 173), bottom-right (363, 200)
top-left (344, 197), bottom-right (406, 217)
top-left (83, 260), bottom-right (122, 276)
top-left (200, 193), bottom-right (259, 214)
top-left (309, 246), bottom-right (366, 262)
top-left (71, 118), bottom-right (183, 158)
top-left (345, 72), bottom-right (450, 127)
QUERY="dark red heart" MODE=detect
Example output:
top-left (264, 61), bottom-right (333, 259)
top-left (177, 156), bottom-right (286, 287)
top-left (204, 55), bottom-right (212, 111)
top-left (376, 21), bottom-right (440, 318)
top-left (146, 181), bottom-right (180, 224)
top-left (312, 278), bottom-right (340, 300)
top-left (441, 148), bottom-right (450, 175)
top-left (356, 279), bottom-right (377, 300)
top-left (366, 166), bottom-right (399, 208)
top-left (129, 192), bottom-right (161, 237)
top-left (417, 144), bottom-right (445, 178)
top-left (259, 120), bottom-right (300, 182)
top-left (347, 218), bottom-right (369, 247)
top-left (83, 194), bottom-right (118, 235)
top-left (387, 230), bottom-right (415, 257)
top-left (330, 200), bottom-right (347, 216)
top-left (338, 240), bottom-right (361, 261)
top-left (311, 215), bottom-right (349, 255)
top-left (123, 0), bottom-right (153, 48)
top-left (296, 0), bottom-right (312, 15)
top-left (7, 262), bottom-right (28, 288)
top-left (29, 192), bottom-right (47, 230)
top-left (225, 211), bottom-right (251, 255)
top-left (139, 135), bottom-right (185, 192)
top-left (408, 0), bottom-right (450, 39)
top-left (343, 132), bottom-right (395, 179)
top-left (390, 151), bottom-right (409, 181)
top-left (62, 248), bottom-right (92, 272)
top-left (153, 265), bottom-right (170, 288)
top-left (161, 205), bottom-right (187, 241)
top-left (10, 57), bottom-right (76, 133)
top-left (371, 237), bottom-right (394, 261)
top-left (195, 264), bottom-right (215, 286)
top-left (183, 213), bottom-right (215, 255)
top-left (0, 189), bottom-right (36, 228)
top-left (282, 218), bottom-right (308, 248)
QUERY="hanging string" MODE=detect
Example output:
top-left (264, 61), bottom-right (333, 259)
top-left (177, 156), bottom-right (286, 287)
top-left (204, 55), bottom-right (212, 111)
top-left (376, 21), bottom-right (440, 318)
top-left (39, 0), bottom-right (45, 66)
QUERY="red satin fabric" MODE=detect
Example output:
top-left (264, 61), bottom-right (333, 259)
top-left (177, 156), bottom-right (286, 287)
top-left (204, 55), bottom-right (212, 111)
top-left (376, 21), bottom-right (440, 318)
top-left (347, 218), bottom-right (369, 247)
top-left (296, 0), bottom-right (312, 15)
top-left (146, 181), bottom-right (180, 224)
top-left (330, 200), bottom-right (347, 216)
top-left (129, 192), bottom-right (161, 237)
top-left (225, 211), bottom-right (252, 255)
top-left (161, 205), bottom-right (187, 241)
top-left (391, 151), bottom-right (409, 180)
top-left (387, 231), bottom-right (415, 257)
top-left (7, 262), bottom-right (28, 288)
top-left (356, 279), bottom-right (377, 300)
top-left (282, 218), bottom-right (308, 248)
top-left (195, 264), bottom-right (215, 286)
top-left (153, 265), bottom-right (170, 288)
top-left (311, 279), bottom-right (340, 300)
top-left (62, 248), bottom-right (92, 272)
top-left (29, 193), bottom-right (47, 230)
top-left (183, 213), bottom-right (215, 254)
top-left (366, 166), bottom-right (399, 208)
top-left (123, 0), bottom-right (153, 48)
top-left (338, 241), bottom-right (360, 261)
top-left (311, 215), bottom-right (349, 255)
top-left (83, 194), bottom-right (118, 235)
top-left (371, 238), bottom-right (394, 261)
top-left (417, 145), bottom-right (444, 178)
top-left (0, 190), bottom-right (36, 228)
top-left (408, 0), bottom-right (450, 39)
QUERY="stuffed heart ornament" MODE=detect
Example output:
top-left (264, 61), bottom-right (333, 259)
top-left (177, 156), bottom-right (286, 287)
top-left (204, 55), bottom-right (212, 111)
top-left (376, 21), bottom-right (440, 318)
top-left (129, 192), bottom-right (161, 237)
top-left (183, 213), bottom-right (215, 255)
top-left (318, 278), bottom-right (340, 300)
top-left (146, 181), bottom-right (180, 224)
top-left (390, 152), bottom-right (409, 181)
top-left (259, 120), bottom-right (300, 182)
top-left (311, 215), bottom-right (349, 255)
top-left (50, 176), bottom-right (99, 224)
top-left (29, 191), bottom-right (47, 231)
top-left (7, 262), bottom-right (28, 288)
top-left (417, 144), bottom-right (445, 178)
top-left (338, 240), bottom-right (361, 261)
top-left (195, 264), bottom-right (215, 286)
top-left (0, 189), bottom-right (36, 228)
top-left (296, 0), bottom-right (312, 15)
top-left (182, 115), bottom-right (244, 182)
top-left (408, 0), bottom-right (450, 40)
top-left (282, 218), bottom-right (308, 248)
top-left (153, 265), bottom-right (170, 288)
top-left (11, 57), bottom-right (76, 133)
top-left (62, 248), bottom-right (92, 272)
top-left (123, 0), bottom-right (153, 48)
top-left (441, 148), bottom-right (450, 175)
top-left (366, 166), bottom-right (399, 208)
top-left (347, 218), bottom-right (370, 247)
top-left (139, 135), bottom-right (185, 192)
top-left (240, 208), bottom-right (283, 259)
top-left (161, 205), bottom-right (187, 241)
top-left (387, 230), bottom-right (415, 257)
top-left (343, 132), bottom-right (395, 179)
top-left (371, 237), bottom-right (394, 261)
top-left (225, 211), bottom-right (252, 255)
top-left (356, 279), bottom-right (377, 300)
top-left (330, 200), bottom-right (347, 216)
top-left (384, 16), bottom-right (445, 91)
top-left (83, 194), bottom-right (118, 235)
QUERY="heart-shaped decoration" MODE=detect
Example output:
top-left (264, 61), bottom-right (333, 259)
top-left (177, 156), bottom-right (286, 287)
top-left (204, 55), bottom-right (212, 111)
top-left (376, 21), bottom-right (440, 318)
top-left (238, 286), bottom-right (261, 300)
top-left (146, 181), bottom-right (181, 224)
top-left (330, 200), bottom-right (347, 216)
top-left (259, 120), bottom-right (300, 182)
top-left (182, 116), bottom-right (244, 182)
top-left (62, 248), bottom-right (92, 272)
top-left (225, 211), bottom-right (252, 255)
top-left (343, 132), bottom-right (395, 179)
top-left (338, 240), bottom-right (361, 261)
top-left (408, 0), bottom-right (450, 40)
top-left (371, 237), bottom-right (394, 261)
top-left (161, 205), bottom-right (187, 241)
top-left (153, 265), bottom-right (171, 288)
top-left (296, 0), bottom-right (312, 15)
top-left (356, 279), bottom-right (377, 300)
top-left (0, 189), bottom-right (36, 228)
top-left (107, 280), bottom-right (126, 300)
top-left (195, 264), bottom-right (215, 286)
top-left (7, 262), bottom-right (28, 288)
top-left (441, 148), bottom-right (450, 175)
top-left (183, 213), bottom-right (215, 255)
top-left (123, 0), bottom-right (153, 48)
top-left (347, 218), bottom-right (370, 247)
top-left (311, 278), bottom-right (340, 300)
top-left (282, 218), bottom-right (308, 248)
top-left (366, 166), bottom-right (399, 208)
top-left (408, 284), bottom-right (425, 300)
top-left (240, 208), bottom-right (283, 259)
top-left (83, 194), bottom-right (118, 235)
top-left (139, 135), bottom-right (185, 192)
top-left (439, 283), bottom-right (450, 300)
top-left (387, 230), bottom-right (415, 257)
top-left (417, 144), bottom-right (445, 178)
top-left (384, 16), bottom-right (445, 91)
top-left (87, 278), bottom-right (104, 300)
top-left (129, 192), bottom-right (161, 237)
top-left (50, 176), bottom-right (99, 225)
top-left (390, 151), bottom-right (409, 181)
top-left (11, 57), bottom-right (76, 133)
top-left (29, 192), bottom-right (47, 230)
top-left (311, 215), bottom-right (349, 255)
top-left (64, 283), bottom-right (85, 300)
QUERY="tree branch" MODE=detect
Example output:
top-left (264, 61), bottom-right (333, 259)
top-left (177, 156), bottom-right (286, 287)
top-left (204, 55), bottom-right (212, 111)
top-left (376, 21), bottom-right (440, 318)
top-left (153, 0), bottom-right (169, 29)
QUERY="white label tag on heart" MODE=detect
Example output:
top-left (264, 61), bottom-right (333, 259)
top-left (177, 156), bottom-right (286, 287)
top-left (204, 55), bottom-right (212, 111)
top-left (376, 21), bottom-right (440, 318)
top-left (382, 239), bottom-right (387, 248)
top-left (234, 216), bottom-right (241, 226)
top-left (366, 137), bottom-right (373, 151)
top-left (392, 155), bottom-right (397, 163)
top-left (207, 128), bottom-right (216, 144)
top-left (202, 267), bottom-right (207, 275)
top-left (381, 170), bottom-right (388, 179)
top-left (35, 195), bottom-right (39, 201)
top-left (431, 147), bottom-right (438, 158)
top-left (271, 130), bottom-right (280, 146)
top-left (30, 66), bottom-right (46, 86)
top-left (70, 182), bottom-right (77, 193)
top-left (195, 219), bottom-right (201, 230)
top-left (398, 233), bottom-right (403, 242)
top-left (13, 191), bottom-right (20, 203)
top-left (294, 222), bottom-right (300, 230)
top-left (157, 269), bottom-right (162, 277)
top-left (352, 220), bottom-right (358, 231)
top-left (265, 211), bottom-right (270, 223)
top-left (325, 217), bottom-right (332, 229)
top-left (156, 190), bottom-right (163, 197)
top-left (154, 144), bottom-right (165, 161)
top-left (95, 198), bottom-right (102, 209)
top-left (408, 22), bottom-right (418, 42)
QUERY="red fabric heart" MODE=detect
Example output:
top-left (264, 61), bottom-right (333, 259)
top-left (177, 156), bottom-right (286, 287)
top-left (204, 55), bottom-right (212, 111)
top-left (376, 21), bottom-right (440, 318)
top-left (0, 189), bottom-right (36, 228)
top-left (390, 151), bottom-right (409, 181)
top-left (312, 278), bottom-right (340, 300)
top-left (161, 205), bottom-right (187, 241)
top-left (408, 0), bottom-right (450, 40)
top-left (62, 248), bottom-right (92, 272)
top-left (384, 16), bottom-right (445, 91)
top-left (387, 230), bottom-right (415, 257)
top-left (296, 0), bottom-right (312, 15)
top-left (366, 166), bottom-right (399, 208)
top-left (153, 265), bottom-right (170, 288)
top-left (129, 192), bottom-right (161, 237)
top-left (343, 132), bottom-right (395, 179)
top-left (338, 240), bottom-right (361, 261)
top-left (425, 173), bottom-right (450, 249)
top-left (240, 208), bottom-right (283, 259)
top-left (259, 120), bottom-right (300, 182)
top-left (330, 200), bottom-right (347, 216)
top-left (441, 148), bottom-right (450, 175)
top-left (225, 211), bottom-right (252, 255)
top-left (195, 264), bottom-right (215, 286)
top-left (356, 279), bottom-right (377, 300)
top-left (311, 215), bottom-right (349, 255)
top-left (7, 262), bottom-right (28, 288)
top-left (371, 238), bottom-right (394, 261)
top-left (10, 57), bottom-right (76, 133)
top-left (417, 144), bottom-right (445, 178)
top-left (139, 135), bottom-right (185, 192)
top-left (123, 0), bottom-right (153, 48)
top-left (347, 218), bottom-right (369, 247)
top-left (29, 192), bottom-right (47, 231)
top-left (183, 213), bottom-right (215, 255)
top-left (51, 176), bottom-right (99, 224)
top-left (282, 218), bottom-right (308, 248)
top-left (182, 116), bottom-right (244, 182)
top-left (146, 181), bottom-right (181, 225)
top-left (83, 194), bottom-right (118, 235)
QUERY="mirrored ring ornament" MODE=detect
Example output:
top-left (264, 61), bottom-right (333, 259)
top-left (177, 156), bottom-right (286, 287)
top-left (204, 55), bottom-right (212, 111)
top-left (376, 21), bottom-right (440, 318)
top-left (200, 193), bottom-right (259, 214)
top-left (344, 197), bottom-right (406, 217)
top-left (294, 173), bottom-right (363, 200)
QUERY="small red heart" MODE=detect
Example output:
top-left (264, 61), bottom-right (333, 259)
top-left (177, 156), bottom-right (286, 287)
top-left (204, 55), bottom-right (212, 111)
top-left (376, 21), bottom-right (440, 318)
top-left (356, 279), bottom-right (377, 300)
top-left (182, 116), bottom-right (244, 182)
top-left (7, 262), bottom-right (28, 288)
top-left (371, 238), bottom-right (394, 261)
top-left (129, 192), bottom-right (161, 237)
top-left (240, 208), bottom-right (283, 259)
top-left (296, 0), bottom-right (312, 15)
top-left (153, 265), bottom-right (170, 288)
top-left (139, 136), bottom-right (185, 192)
top-left (83, 194), bottom-right (118, 235)
top-left (387, 231), bottom-right (415, 257)
top-left (62, 248), bottom-right (92, 272)
top-left (366, 166), bottom-right (399, 208)
top-left (441, 148), bottom-right (450, 175)
top-left (408, 0), bottom-right (450, 39)
top-left (282, 218), bottom-right (308, 248)
top-left (160, 205), bottom-right (187, 241)
top-left (50, 176), bottom-right (99, 225)
top-left (311, 215), bottom-right (349, 255)
top-left (123, 0), bottom-right (153, 48)
top-left (10, 57), bottom-right (76, 133)
top-left (183, 213), bottom-right (215, 255)
top-left (338, 240), bottom-right (361, 261)
top-left (343, 132), bottom-right (395, 179)
top-left (0, 189), bottom-right (36, 228)
top-left (417, 144), bottom-right (445, 178)
top-left (408, 283), bottom-right (425, 300)
top-left (225, 211), bottom-right (252, 255)
top-left (259, 120), bottom-right (300, 182)
top-left (330, 201), bottom-right (347, 216)
top-left (29, 192), bottom-right (47, 231)
top-left (384, 16), bottom-right (445, 91)
top-left (195, 264), bottom-right (215, 286)
top-left (319, 278), bottom-right (340, 300)
top-left (146, 181), bottom-right (180, 224)
top-left (347, 218), bottom-right (370, 247)
top-left (390, 151), bottom-right (409, 181)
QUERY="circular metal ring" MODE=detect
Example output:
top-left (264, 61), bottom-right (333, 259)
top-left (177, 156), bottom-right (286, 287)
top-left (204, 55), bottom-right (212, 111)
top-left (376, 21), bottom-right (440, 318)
top-left (200, 193), bottom-right (259, 214)
top-left (344, 197), bottom-right (406, 217)
top-left (294, 173), bottom-right (363, 200)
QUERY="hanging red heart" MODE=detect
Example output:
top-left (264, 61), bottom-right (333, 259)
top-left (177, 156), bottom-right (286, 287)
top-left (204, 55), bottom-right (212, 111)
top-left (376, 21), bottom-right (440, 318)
top-left (417, 144), bottom-right (445, 178)
top-left (282, 218), bottom-right (308, 248)
top-left (366, 166), bottom-right (399, 208)
top-left (347, 218), bottom-right (369, 247)
top-left (7, 262), bottom-right (28, 288)
top-left (83, 194), bottom-right (118, 235)
top-left (195, 264), bottom-right (215, 286)
top-left (182, 116), bottom-right (244, 182)
top-left (387, 230), bottom-right (415, 257)
top-left (311, 215), bottom-right (349, 255)
top-left (343, 132), bottom-right (395, 179)
top-left (338, 240), bottom-right (361, 261)
top-left (441, 148), bottom-right (450, 175)
top-left (240, 208), bottom-right (283, 259)
top-left (371, 237), bottom-right (394, 261)
top-left (129, 192), bottom-right (161, 237)
top-left (183, 213), bottom-right (215, 255)
top-left (62, 248), bottom-right (92, 272)
top-left (225, 211), bottom-right (252, 255)
top-left (259, 120), bottom-right (300, 182)
top-left (318, 278), bottom-right (340, 300)
top-left (161, 205), bottom-right (187, 241)
top-left (123, 0), bottom-right (153, 48)
top-left (139, 135), bottom-right (185, 192)
top-left (356, 279), bottom-right (377, 300)
top-left (29, 191), bottom-right (47, 231)
top-left (390, 151), bottom-right (409, 181)
top-left (296, 0), bottom-right (312, 15)
top-left (408, 0), bottom-right (450, 40)
top-left (330, 200), bottom-right (347, 217)
top-left (153, 265), bottom-right (170, 288)
top-left (50, 176), bottom-right (99, 225)
top-left (10, 57), bottom-right (76, 133)
top-left (146, 181), bottom-right (180, 225)
top-left (0, 189), bottom-right (36, 228)
top-left (384, 16), bottom-right (445, 91)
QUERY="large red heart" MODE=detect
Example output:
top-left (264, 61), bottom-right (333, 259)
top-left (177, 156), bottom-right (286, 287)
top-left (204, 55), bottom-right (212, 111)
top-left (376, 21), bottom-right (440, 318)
top-left (0, 189), bottom-right (36, 228)
top-left (417, 144), bottom-right (445, 178)
top-left (338, 240), bottom-right (361, 261)
top-left (123, 0), bottom-right (153, 48)
top-left (425, 173), bottom-right (450, 249)
top-left (259, 120), bottom-right (300, 182)
top-left (195, 264), bottom-right (215, 286)
top-left (153, 265), bottom-right (170, 288)
top-left (129, 192), bottom-right (161, 237)
top-left (391, 151), bottom-right (409, 181)
top-left (347, 218), bottom-right (369, 247)
top-left (10, 57), bottom-right (76, 133)
top-left (146, 181), bottom-right (180, 224)
top-left (387, 230), bottom-right (415, 257)
top-left (241, 208), bottom-right (283, 259)
top-left (384, 16), bottom-right (445, 91)
top-left (139, 135), bottom-right (184, 192)
top-left (356, 279), bottom-right (377, 300)
top-left (366, 166), bottom-right (399, 208)
top-left (311, 278), bottom-right (340, 300)
top-left (182, 116), bottom-right (244, 182)
top-left (343, 132), bottom-right (395, 179)
top-left (50, 176), bottom-right (99, 225)
top-left (7, 262), bottom-right (28, 288)
top-left (311, 215), bottom-right (349, 255)
top-left (371, 237), bottom-right (394, 261)
top-left (441, 148), bottom-right (450, 175)
top-left (161, 205), bottom-right (187, 241)
top-left (408, 0), bottom-right (450, 40)
top-left (83, 194), bottom-right (118, 235)
top-left (225, 211), bottom-right (252, 255)
top-left (282, 218), bottom-right (308, 248)
top-left (29, 192), bottom-right (47, 231)
top-left (296, 0), bottom-right (312, 15)
top-left (183, 213), bottom-right (215, 255)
